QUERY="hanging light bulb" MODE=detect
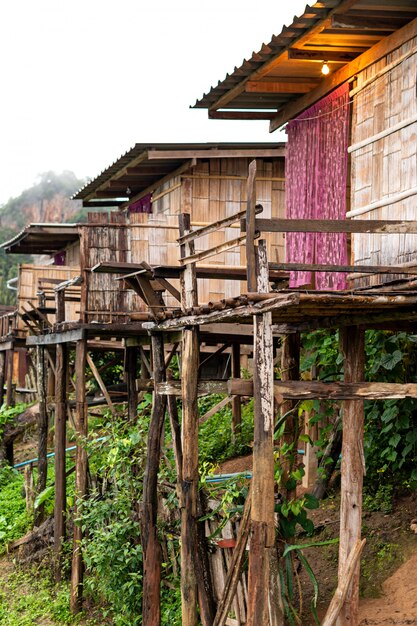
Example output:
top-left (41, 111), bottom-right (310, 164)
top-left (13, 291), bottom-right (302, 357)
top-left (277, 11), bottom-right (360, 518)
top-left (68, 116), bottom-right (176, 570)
top-left (321, 61), bottom-right (330, 76)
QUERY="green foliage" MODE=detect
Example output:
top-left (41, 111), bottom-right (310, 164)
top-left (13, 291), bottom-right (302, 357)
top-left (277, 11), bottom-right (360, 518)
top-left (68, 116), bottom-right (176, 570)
top-left (0, 466), bottom-right (31, 550)
top-left (0, 401), bottom-right (32, 436)
top-left (198, 395), bottom-right (254, 463)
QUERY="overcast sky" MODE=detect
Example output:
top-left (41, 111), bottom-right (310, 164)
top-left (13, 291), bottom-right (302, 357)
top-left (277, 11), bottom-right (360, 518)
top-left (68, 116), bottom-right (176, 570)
top-left (0, 1), bottom-right (308, 205)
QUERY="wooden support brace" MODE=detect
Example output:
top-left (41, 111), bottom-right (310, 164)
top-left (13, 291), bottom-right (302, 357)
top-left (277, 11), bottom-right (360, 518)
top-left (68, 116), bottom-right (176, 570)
top-left (86, 353), bottom-right (116, 416)
top-left (54, 341), bottom-right (67, 580)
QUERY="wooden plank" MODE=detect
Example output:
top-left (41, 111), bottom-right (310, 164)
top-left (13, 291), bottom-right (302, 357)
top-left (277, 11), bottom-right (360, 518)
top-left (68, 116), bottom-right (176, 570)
top-left (228, 379), bottom-right (417, 400)
top-left (70, 338), bottom-right (88, 614)
top-left (331, 14), bottom-right (400, 30)
top-left (152, 380), bottom-right (228, 396)
top-left (270, 262), bottom-right (417, 275)
top-left (246, 160), bottom-right (257, 293)
top-left (280, 332), bottom-right (300, 501)
top-left (180, 235), bottom-right (247, 265)
top-left (148, 149), bottom-right (285, 160)
top-left (179, 212), bottom-right (198, 310)
top-left (246, 217), bottom-right (417, 234)
top-left (337, 327), bottom-right (365, 625)
top-left (0, 352), bottom-right (5, 407)
top-left (288, 48), bottom-right (364, 62)
top-left (178, 209), bottom-right (247, 246)
top-left (26, 328), bottom-right (85, 346)
top-left (231, 344), bottom-right (242, 435)
top-left (141, 334), bottom-right (166, 626)
top-left (208, 111), bottom-right (275, 121)
top-left (247, 241), bottom-right (276, 626)
top-left (270, 16), bottom-right (417, 130)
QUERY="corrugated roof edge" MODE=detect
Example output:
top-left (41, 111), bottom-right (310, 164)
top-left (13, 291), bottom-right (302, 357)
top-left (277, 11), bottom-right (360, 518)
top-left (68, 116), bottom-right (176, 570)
top-left (1, 223), bottom-right (78, 251)
top-left (72, 141), bottom-right (287, 200)
top-left (191, 1), bottom-right (340, 110)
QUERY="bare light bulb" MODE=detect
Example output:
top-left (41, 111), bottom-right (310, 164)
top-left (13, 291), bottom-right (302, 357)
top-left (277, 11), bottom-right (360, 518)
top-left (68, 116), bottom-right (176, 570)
top-left (321, 61), bottom-right (330, 76)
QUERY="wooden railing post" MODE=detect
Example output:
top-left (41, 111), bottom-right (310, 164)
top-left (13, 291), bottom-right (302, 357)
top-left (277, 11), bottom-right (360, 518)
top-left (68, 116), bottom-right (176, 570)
top-left (35, 345), bottom-right (48, 526)
top-left (337, 326), bottom-right (365, 625)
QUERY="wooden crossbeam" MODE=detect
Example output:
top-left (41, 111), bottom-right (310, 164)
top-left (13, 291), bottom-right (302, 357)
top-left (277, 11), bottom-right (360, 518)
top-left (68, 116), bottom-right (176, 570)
top-left (242, 217), bottom-right (417, 234)
top-left (180, 236), bottom-right (246, 265)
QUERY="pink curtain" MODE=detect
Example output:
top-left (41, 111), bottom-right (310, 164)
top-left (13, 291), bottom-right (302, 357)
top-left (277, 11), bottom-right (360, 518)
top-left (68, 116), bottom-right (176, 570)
top-left (285, 83), bottom-right (350, 290)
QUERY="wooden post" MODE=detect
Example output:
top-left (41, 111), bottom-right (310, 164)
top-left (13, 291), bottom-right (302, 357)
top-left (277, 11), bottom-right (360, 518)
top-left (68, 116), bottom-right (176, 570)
top-left (6, 347), bottom-right (14, 407)
top-left (337, 326), bottom-right (365, 626)
top-left (246, 160), bottom-right (257, 292)
top-left (126, 346), bottom-right (138, 422)
top-left (0, 351), bottom-right (5, 407)
top-left (141, 333), bottom-right (166, 626)
top-left (280, 332), bottom-right (300, 500)
top-left (70, 338), bottom-right (88, 614)
top-left (247, 240), bottom-right (278, 626)
top-left (54, 341), bottom-right (67, 579)
top-left (178, 210), bottom-right (200, 626)
top-left (181, 326), bottom-right (199, 626)
top-left (231, 343), bottom-right (242, 437)
top-left (35, 345), bottom-right (48, 526)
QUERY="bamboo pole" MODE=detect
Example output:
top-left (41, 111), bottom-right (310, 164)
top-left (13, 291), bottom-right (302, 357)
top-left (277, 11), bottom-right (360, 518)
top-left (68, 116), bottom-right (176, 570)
top-left (141, 333), bottom-right (166, 626)
top-left (6, 347), bottom-right (14, 408)
top-left (70, 338), bottom-right (88, 614)
top-left (231, 343), bottom-right (242, 437)
top-left (280, 332), bottom-right (300, 501)
top-left (337, 327), bottom-right (365, 626)
top-left (126, 346), bottom-right (138, 422)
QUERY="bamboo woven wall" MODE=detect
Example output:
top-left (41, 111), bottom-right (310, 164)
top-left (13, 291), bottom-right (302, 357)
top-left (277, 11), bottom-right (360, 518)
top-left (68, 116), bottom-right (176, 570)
top-left (17, 264), bottom-right (80, 330)
top-left (351, 36), bottom-right (417, 286)
top-left (81, 213), bottom-right (144, 323)
top-left (130, 157), bottom-right (285, 307)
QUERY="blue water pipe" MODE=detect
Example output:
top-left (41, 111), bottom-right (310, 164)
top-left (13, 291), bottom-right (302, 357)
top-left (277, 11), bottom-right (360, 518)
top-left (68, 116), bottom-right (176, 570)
top-left (13, 436), bottom-right (108, 469)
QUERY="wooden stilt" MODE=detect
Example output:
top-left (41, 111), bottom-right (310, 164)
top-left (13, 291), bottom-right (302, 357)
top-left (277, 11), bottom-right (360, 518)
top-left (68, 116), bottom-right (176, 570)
top-left (70, 338), bottom-right (88, 614)
top-left (337, 326), bottom-right (365, 626)
top-left (247, 241), bottom-right (278, 626)
top-left (181, 327), bottom-right (200, 626)
top-left (54, 341), bottom-right (67, 579)
top-left (280, 332), bottom-right (300, 500)
top-left (231, 343), bottom-right (242, 437)
top-left (126, 346), bottom-right (138, 422)
top-left (178, 209), bottom-right (200, 625)
top-left (141, 333), bottom-right (166, 626)
top-left (0, 351), bottom-right (5, 407)
top-left (6, 347), bottom-right (14, 407)
top-left (35, 345), bottom-right (48, 526)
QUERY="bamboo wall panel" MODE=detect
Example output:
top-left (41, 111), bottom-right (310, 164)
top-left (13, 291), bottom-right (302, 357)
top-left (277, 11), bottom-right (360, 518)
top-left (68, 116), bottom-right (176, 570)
top-left (82, 213), bottom-right (144, 322)
top-left (17, 264), bottom-right (80, 329)
top-left (65, 241), bottom-right (81, 267)
top-left (351, 37), bottom-right (417, 286)
top-left (129, 157), bottom-right (285, 307)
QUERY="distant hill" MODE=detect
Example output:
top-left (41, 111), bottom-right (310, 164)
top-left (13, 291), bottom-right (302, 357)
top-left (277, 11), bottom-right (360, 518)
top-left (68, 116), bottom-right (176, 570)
top-left (0, 171), bottom-right (87, 306)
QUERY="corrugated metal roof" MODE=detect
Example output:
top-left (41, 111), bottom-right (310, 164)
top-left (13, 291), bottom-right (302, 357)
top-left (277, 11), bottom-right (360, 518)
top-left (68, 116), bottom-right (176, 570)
top-left (73, 142), bottom-right (286, 205)
top-left (193, 0), bottom-right (417, 121)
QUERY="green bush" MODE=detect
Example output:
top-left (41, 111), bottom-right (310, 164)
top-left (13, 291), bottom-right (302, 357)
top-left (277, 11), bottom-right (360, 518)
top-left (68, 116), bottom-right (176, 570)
top-left (0, 466), bottom-right (31, 550)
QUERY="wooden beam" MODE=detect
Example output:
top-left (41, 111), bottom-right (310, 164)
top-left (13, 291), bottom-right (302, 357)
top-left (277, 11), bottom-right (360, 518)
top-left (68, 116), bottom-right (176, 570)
top-left (154, 379), bottom-right (228, 396)
top-left (180, 235), bottom-right (247, 266)
top-left (246, 160), bottom-right (257, 293)
top-left (141, 333), bottom-right (166, 626)
top-left (178, 208), bottom-right (248, 246)
top-left (244, 217), bottom-right (417, 234)
top-left (337, 327), bottom-right (365, 625)
top-left (86, 353), bottom-right (116, 416)
top-left (209, 111), bottom-right (276, 120)
top-left (228, 379), bottom-right (417, 400)
top-left (83, 150), bottom-right (148, 202)
top-left (70, 338), bottom-right (88, 614)
top-left (331, 14), bottom-right (399, 31)
top-left (147, 149), bottom-right (285, 160)
top-left (210, 0), bottom-right (359, 112)
top-left (119, 159), bottom-right (195, 210)
top-left (269, 262), bottom-right (417, 276)
top-left (199, 396), bottom-right (233, 425)
top-left (246, 80), bottom-right (318, 93)
top-left (270, 16), bottom-right (417, 130)
top-left (0, 352), bottom-right (5, 408)
top-left (288, 48), bottom-right (365, 62)
top-left (26, 328), bottom-right (85, 346)
top-left (231, 343), bottom-right (241, 436)
top-left (280, 332), bottom-right (300, 501)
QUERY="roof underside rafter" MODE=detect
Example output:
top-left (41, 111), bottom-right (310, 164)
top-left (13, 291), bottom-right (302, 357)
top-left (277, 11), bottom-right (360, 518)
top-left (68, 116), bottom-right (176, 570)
top-left (192, 0), bottom-right (417, 130)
